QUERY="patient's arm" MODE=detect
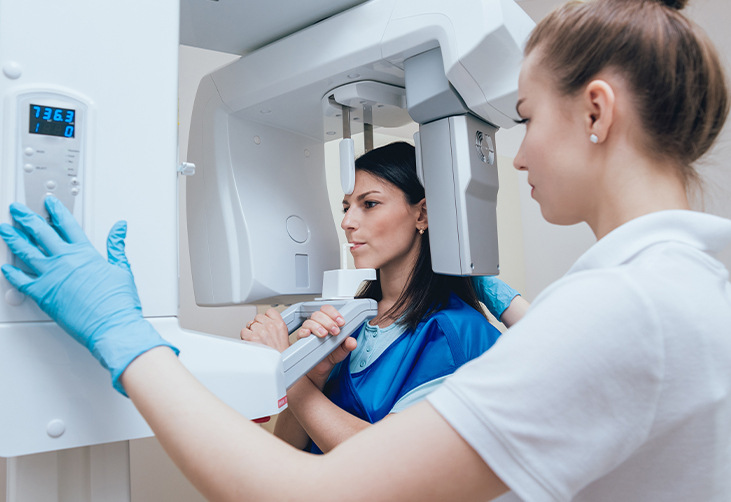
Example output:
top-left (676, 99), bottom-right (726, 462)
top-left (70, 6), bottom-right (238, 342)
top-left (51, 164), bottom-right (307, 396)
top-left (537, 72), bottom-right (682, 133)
top-left (243, 307), bottom-right (365, 452)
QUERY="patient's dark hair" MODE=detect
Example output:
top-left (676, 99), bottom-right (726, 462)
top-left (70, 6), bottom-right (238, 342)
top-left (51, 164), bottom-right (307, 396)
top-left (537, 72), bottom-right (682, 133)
top-left (354, 142), bottom-right (485, 331)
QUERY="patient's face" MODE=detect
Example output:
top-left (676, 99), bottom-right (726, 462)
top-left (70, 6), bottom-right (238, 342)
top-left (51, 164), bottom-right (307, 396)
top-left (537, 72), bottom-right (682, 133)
top-left (341, 171), bottom-right (422, 273)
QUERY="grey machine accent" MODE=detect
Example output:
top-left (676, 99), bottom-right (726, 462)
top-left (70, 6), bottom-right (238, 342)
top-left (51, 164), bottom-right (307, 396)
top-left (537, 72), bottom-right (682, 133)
top-left (281, 298), bottom-right (377, 389)
top-left (405, 48), bottom-right (500, 276)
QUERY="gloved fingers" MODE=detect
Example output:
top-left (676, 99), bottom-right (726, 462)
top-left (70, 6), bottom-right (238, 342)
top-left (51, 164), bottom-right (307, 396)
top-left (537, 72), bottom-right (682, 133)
top-left (9, 202), bottom-right (66, 256)
top-left (106, 221), bottom-right (130, 269)
top-left (1, 264), bottom-right (33, 292)
top-left (0, 223), bottom-right (47, 275)
top-left (45, 196), bottom-right (89, 245)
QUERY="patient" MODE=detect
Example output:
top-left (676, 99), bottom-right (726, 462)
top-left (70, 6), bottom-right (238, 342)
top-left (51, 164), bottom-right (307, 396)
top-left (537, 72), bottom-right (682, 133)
top-left (241, 142), bottom-right (518, 453)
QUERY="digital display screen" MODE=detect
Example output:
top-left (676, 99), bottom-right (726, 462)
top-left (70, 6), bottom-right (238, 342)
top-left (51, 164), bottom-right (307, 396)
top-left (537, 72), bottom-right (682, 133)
top-left (29, 104), bottom-right (75, 138)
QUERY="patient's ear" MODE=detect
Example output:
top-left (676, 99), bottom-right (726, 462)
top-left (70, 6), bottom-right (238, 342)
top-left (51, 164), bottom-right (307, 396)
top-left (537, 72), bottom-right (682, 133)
top-left (415, 198), bottom-right (427, 226)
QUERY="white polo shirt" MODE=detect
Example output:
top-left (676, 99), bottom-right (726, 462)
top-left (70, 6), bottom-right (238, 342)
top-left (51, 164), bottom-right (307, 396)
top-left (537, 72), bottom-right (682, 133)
top-left (428, 210), bottom-right (731, 502)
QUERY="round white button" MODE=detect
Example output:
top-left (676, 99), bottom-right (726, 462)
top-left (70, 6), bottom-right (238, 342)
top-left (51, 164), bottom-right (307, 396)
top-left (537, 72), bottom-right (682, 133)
top-left (70, 187), bottom-right (80, 196)
top-left (2, 62), bottom-right (22, 79)
top-left (69, 177), bottom-right (80, 186)
top-left (286, 215), bottom-right (309, 243)
top-left (5, 288), bottom-right (25, 306)
top-left (23, 164), bottom-right (34, 173)
top-left (45, 180), bottom-right (57, 190)
top-left (24, 147), bottom-right (34, 157)
top-left (46, 419), bottom-right (66, 438)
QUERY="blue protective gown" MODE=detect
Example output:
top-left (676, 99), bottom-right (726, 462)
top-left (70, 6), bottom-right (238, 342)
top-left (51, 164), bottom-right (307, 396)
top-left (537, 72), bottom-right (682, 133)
top-left (308, 293), bottom-right (502, 453)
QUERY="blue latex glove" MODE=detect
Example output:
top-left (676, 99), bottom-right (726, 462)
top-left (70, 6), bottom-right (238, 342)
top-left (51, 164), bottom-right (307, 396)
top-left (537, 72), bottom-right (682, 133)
top-left (471, 275), bottom-right (520, 322)
top-left (0, 197), bottom-right (179, 396)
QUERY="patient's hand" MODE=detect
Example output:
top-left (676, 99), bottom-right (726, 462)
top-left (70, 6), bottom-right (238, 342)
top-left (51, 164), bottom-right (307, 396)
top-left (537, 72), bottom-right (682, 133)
top-left (295, 305), bottom-right (352, 390)
top-left (296, 304), bottom-right (345, 339)
top-left (240, 308), bottom-right (291, 353)
top-left (306, 336), bottom-right (357, 390)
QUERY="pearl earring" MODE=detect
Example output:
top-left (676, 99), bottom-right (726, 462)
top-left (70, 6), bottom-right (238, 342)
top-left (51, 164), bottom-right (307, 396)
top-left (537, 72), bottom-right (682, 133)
top-left (590, 134), bottom-right (599, 144)
top-left (419, 228), bottom-right (425, 235)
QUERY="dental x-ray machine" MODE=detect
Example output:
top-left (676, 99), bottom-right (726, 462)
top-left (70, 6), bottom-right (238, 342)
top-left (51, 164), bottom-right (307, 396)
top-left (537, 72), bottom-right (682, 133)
top-left (0, 0), bottom-right (533, 499)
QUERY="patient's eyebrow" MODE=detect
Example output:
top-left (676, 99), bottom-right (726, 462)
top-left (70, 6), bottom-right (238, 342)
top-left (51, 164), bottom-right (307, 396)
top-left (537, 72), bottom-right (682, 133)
top-left (342, 190), bottom-right (382, 205)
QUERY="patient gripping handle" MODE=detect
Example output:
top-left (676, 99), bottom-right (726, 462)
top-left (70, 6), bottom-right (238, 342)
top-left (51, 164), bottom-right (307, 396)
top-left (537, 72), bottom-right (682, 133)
top-left (281, 298), bottom-right (377, 390)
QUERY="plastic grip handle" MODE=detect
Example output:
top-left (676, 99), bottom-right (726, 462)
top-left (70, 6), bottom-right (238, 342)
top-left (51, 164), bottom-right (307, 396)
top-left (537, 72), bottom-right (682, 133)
top-left (280, 298), bottom-right (377, 389)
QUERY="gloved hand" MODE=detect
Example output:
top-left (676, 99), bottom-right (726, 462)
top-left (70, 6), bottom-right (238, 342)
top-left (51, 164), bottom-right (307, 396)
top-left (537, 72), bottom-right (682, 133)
top-left (0, 197), bottom-right (178, 396)
top-left (472, 275), bottom-right (520, 322)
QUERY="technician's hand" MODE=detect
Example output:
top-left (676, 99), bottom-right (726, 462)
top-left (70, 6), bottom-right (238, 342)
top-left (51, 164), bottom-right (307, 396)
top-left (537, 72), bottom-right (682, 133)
top-left (472, 276), bottom-right (520, 320)
top-left (240, 309), bottom-right (291, 353)
top-left (471, 276), bottom-right (529, 328)
top-left (0, 197), bottom-right (178, 396)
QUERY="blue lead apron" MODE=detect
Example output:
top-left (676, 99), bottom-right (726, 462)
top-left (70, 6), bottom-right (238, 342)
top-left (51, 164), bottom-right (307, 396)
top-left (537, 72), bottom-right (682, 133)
top-left (308, 294), bottom-right (501, 454)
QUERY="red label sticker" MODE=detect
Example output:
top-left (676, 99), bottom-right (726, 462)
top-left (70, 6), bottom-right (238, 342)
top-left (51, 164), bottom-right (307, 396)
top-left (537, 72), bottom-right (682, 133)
top-left (278, 396), bottom-right (288, 408)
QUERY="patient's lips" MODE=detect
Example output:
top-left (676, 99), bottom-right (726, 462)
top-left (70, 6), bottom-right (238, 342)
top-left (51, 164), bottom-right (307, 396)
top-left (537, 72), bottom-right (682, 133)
top-left (349, 241), bottom-right (365, 251)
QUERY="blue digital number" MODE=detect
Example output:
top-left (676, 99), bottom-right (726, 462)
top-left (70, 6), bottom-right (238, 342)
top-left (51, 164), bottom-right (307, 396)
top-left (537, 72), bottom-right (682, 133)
top-left (42, 107), bottom-right (52, 120)
top-left (35, 124), bottom-right (40, 133)
top-left (65, 110), bottom-right (74, 123)
top-left (64, 125), bottom-right (74, 137)
top-left (53, 109), bottom-right (63, 121)
top-left (33, 106), bottom-right (41, 118)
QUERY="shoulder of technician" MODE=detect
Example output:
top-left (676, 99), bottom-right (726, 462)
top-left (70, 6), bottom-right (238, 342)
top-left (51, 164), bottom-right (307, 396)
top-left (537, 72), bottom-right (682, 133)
top-left (427, 210), bottom-right (731, 502)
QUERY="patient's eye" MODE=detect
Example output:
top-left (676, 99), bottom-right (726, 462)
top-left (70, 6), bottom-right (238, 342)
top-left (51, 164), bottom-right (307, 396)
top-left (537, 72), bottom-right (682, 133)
top-left (364, 200), bottom-right (378, 209)
top-left (342, 205), bottom-right (350, 214)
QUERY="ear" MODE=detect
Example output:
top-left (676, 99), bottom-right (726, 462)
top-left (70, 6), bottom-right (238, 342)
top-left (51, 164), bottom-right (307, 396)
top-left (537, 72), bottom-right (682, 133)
top-left (415, 198), bottom-right (428, 228)
top-left (583, 79), bottom-right (615, 143)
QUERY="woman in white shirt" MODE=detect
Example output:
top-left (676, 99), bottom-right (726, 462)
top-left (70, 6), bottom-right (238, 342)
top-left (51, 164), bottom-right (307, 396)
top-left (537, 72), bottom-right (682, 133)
top-left (1, 0), bottom-right (729, 500)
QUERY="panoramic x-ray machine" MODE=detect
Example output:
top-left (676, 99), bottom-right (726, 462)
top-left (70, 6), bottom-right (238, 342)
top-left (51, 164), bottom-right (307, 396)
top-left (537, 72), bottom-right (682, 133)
top-left (0, 0), bottom-right (533, 499)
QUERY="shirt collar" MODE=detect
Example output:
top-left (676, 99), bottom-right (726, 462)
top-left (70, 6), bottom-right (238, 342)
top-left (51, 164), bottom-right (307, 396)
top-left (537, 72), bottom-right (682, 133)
top-left (567, 210), bottom-right (731, 275)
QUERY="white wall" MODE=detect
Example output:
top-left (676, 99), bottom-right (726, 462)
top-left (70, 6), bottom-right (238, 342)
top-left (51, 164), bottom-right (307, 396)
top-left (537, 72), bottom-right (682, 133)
top-left (686, 0), bottom-right (731, 267)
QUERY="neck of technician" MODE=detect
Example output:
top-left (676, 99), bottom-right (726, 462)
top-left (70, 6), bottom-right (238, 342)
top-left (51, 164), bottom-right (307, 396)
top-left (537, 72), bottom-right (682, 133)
top-left (588, 149), bottom-right (691, 240)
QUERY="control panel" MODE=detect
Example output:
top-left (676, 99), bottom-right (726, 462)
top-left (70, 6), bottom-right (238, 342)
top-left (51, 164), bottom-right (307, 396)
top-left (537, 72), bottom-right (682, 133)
top-left (16, 92), bottom-right (86, 225)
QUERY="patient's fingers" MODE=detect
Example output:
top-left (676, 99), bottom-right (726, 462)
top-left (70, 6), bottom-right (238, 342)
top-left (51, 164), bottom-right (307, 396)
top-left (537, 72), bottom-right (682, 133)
top-left (319, 304), bottom-right (345, 326)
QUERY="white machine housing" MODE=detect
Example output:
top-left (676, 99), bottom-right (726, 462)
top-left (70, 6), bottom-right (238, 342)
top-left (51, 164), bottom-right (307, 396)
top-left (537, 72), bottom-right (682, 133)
top-left (0, 0), bottom-right (288, 461)
top-left (186, 0), bottom-right (533, 305)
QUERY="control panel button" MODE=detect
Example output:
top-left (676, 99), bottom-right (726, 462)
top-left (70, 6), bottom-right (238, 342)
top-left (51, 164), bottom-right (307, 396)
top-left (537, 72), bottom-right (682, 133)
top-left (5, 288), bottom-right (25, 306)
top-left (70, 187), bottom-right (80, 196)
top-left (69, 177), bottom-right (80, 186)
top-left (24, 147), bottom-right (34, 157)
top-left (45, 180), bottom-right (57, 190)
top-left (23, 164), bottom-right (34, 173)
